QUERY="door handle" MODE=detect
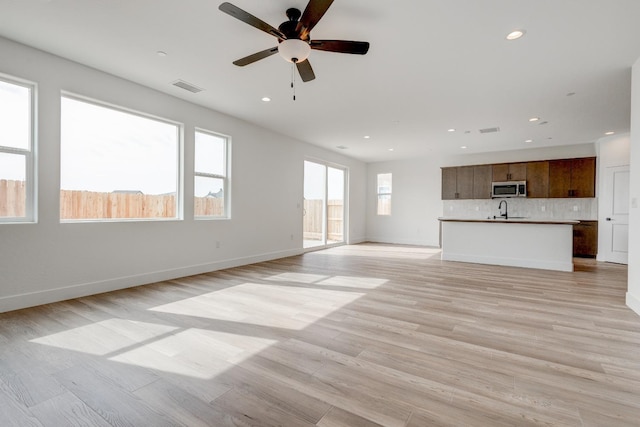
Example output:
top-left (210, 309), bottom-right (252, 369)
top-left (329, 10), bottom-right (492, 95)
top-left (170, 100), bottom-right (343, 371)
top-left (606, 217), bottom-right (613, 221)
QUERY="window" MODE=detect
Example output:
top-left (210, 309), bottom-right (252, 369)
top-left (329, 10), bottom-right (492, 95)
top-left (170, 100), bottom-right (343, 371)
top-left (377, 173), bottom-right (392, 215)
top-left (0, 76), bottom-right (35, 222)
top-left (194, 129), bottom-right (229, 218)
top-left (60, 95), bottom-right (180, 221)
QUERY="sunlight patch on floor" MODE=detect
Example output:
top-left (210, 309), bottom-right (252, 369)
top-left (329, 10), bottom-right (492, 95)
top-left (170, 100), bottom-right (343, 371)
top-left (318, 244), bottom-right (442, 260)
top-left (29, 319), bottom-right (178, 356)
top-left (150, 282), bottom-right (365, 330)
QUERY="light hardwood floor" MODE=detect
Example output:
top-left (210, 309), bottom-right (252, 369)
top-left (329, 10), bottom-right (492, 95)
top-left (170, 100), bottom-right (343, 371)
top-left (1, 243), bottom-right (639, 426)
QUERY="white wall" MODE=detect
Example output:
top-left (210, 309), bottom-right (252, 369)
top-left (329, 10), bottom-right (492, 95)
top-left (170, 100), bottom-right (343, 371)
top-left (627, 58), bottom-right (640, 316)
top-left (366, 157), bottom-right (443, 246)
top-left (0, 37), bottom-right (366, 313)
top-left (365, 143), bottom-right (598, 247)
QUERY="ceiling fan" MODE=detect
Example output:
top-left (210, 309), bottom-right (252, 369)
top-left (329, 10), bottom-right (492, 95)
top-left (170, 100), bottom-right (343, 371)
top-left (218, 0), bottom-right (370, 83)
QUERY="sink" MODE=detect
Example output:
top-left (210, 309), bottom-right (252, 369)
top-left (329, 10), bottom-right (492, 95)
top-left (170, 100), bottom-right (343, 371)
top-left (488, 216), bottom-right (528, 220)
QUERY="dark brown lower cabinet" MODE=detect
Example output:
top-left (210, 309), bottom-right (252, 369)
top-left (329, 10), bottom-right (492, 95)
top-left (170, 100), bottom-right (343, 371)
top-left (573, 221), bottom-right (598, 258)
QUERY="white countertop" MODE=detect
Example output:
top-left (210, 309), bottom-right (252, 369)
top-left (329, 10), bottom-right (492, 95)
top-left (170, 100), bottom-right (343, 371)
top-left (438, 217), bottom-right (580, 225)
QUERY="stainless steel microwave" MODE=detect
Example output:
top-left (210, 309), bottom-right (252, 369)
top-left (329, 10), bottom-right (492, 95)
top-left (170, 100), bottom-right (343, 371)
top-left (491, 181), bottom-right (527, 198)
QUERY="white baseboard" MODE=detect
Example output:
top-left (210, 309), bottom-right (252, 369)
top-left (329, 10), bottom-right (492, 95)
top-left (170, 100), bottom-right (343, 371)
top-left (626, 292), bottom-right (640, 317)
top-left (365, 236), bottom-right (440, 247)
top-left (0, 248), bottom-right (302, 314)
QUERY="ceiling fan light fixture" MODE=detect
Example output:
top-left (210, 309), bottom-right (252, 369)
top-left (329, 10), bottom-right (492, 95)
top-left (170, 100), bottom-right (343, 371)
top-left (278, 39), bottom-right (311, 63)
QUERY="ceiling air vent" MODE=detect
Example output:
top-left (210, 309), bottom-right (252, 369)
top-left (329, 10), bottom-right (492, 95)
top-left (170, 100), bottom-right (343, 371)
top-left (479, 127), bottom-right (500, 134)
top-left (172, 80), bottom-right (204, 93)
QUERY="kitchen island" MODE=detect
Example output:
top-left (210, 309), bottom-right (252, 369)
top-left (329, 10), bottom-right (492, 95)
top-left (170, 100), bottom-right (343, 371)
top-left (438, 218), bottom-right (579, 272)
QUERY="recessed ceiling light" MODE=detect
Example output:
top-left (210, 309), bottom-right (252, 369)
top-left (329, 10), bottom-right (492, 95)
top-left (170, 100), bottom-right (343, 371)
top-left (525, 139), bottom-right (533, 143)
top-left (529, 117), bottom-right (540, 122)
top-left (388, 148), bottom-right (394, 152)
top-left (261, 97), bottom-right (271, 102)
top-left (364, 135), bottom-right (371, 139)
top-left (156, 51), bottom-right (167, 57)
top-left (605, 131), bottom-right (615, 135)
top-left (448, 128), bottom-right (456, 132)
top-left (506, 29), bottom-right (526, 41)
top-left (460, 146), bottom-right (467, 149)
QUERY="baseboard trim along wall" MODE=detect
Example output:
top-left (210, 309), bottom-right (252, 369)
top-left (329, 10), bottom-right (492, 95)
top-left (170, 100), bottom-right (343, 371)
top-left (627, 292), bottom-right (640, 317)
top-left (0, 248), bottom-right (303, 314)
top-left (365, 236), bottom-right (440, 247)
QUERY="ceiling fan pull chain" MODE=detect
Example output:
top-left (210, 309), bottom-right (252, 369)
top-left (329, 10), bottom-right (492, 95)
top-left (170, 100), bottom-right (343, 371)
top-left (291, 60), bottom-right (297, 101)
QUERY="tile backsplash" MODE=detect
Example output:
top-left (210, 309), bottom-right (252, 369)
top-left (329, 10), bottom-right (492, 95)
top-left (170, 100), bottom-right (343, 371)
top-left (443, 198), bottom-right (597, 220)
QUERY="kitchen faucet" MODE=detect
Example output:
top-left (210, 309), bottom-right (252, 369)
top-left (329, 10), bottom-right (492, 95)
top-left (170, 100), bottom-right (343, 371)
top-left (498, 199), bottom-right (508, 219)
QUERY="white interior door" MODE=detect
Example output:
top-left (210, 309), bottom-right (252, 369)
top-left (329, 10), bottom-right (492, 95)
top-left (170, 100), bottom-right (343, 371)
top-left (601, 165), bottom-right (629, 264)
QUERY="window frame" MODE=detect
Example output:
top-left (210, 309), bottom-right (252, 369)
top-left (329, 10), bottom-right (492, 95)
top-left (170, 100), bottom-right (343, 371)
top-left (0, 74), bottom-right (36, 223)
top-left (376, 172), bottom-right (392, 216)
top-left (59, 92), bottom-right (183, 222)
top-left (194, 128), bottom-right (231, 220)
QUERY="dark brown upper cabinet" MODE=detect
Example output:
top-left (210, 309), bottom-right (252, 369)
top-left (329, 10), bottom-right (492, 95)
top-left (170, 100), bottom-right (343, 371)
top-left (473, 164), bottom-right (492, 199)
top-left (548, 157), bottom-right (596, 198)
top-left (526, 161), bottom-right (550, 198)
top-left (492, 163), bottom-right (527, 182)
top-left (441, 166), bottom-right (474, 200)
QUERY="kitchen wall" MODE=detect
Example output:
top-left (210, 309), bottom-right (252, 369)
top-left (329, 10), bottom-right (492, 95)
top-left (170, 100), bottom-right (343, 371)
top-left (627, 58), bottom-right (640, 316)
top-left (0, 37), bottom-right (367, 313)
top-left (366, 156), bottom-right (443, 246)
top-left (366, 143), bottom-right (597, 247)
top-left (443, 198), bottom-right (597, 221)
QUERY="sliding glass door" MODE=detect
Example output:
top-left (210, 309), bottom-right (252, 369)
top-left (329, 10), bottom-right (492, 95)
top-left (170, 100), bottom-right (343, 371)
top-left (303, 160), bottom-right (345, 249)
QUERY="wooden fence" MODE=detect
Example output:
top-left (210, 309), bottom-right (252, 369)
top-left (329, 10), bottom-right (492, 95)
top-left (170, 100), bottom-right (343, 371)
top-left (304, 199), bottom-right (344, 242)
top-left (2, 181), bottom-right (339, 233)
top-left (0, 179), bottom-right (25, 217)
top-left (0, 180), bottom-right (224, 219)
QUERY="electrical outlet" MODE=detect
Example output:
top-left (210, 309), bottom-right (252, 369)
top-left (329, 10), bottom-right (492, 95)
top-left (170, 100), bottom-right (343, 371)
top-left (215, 241), bottom-right (220, 248)
top-left (475, 206), bottom-right (479, 211)
top-left (541, 206), bottom-right (546, 212)
top-left (573, 205), bottom-right (578, 211)
top-left (290, 234), bottom-right (294, 240)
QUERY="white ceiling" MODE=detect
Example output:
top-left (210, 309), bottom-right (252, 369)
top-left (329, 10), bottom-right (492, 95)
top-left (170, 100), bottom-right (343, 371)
top-left (2, 0), bottom-right (640, 162)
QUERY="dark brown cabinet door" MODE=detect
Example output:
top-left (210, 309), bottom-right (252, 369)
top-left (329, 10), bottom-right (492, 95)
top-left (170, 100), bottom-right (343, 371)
top-left (456, 166), bottom-right (475, 199)
top-left (526, 161), bottom-right (549, 198)
top-left (492, 163), bottom-right (527, 181)
top-left (473, 165), bottom-right (492, 199)
top-left (573, 221), bottom-right (598, 257)
top-left (492, 164), bottom-right (509, 182)
top-left (549, 157), bottom-right (595, 198)
top-left (549, 159), bottom-right (573, 197)
top-left (441, 167), bottom-right (458, 200)
top-left (442, 166), bottom-right (475, 200)
top-left (571, 157), bottom-right (596, 198)
top-left (508, 163), bottom-right (527, 181)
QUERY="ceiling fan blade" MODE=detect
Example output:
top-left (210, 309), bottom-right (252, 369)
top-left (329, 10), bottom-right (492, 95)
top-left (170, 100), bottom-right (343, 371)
top-left (296, 59), bottom-right (316, 82)
top-left (297, 0), bottom-right (335, 40)
top-left (232, 47), bottom-right (279, 66)
top-left (219, 2), bottom-right (285, 40)
top-left (310, 40), bottom-right (370, 55)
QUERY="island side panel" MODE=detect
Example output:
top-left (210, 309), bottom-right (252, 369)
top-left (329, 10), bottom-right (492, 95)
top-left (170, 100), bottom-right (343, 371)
top-left (440, 221), bottom-right (574, 272)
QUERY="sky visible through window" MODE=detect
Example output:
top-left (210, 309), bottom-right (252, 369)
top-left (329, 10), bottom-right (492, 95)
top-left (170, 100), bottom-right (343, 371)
top-left (61, 97), bottom-right (178, 195)
top-left (0, 80), bottom-right (30, 181)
